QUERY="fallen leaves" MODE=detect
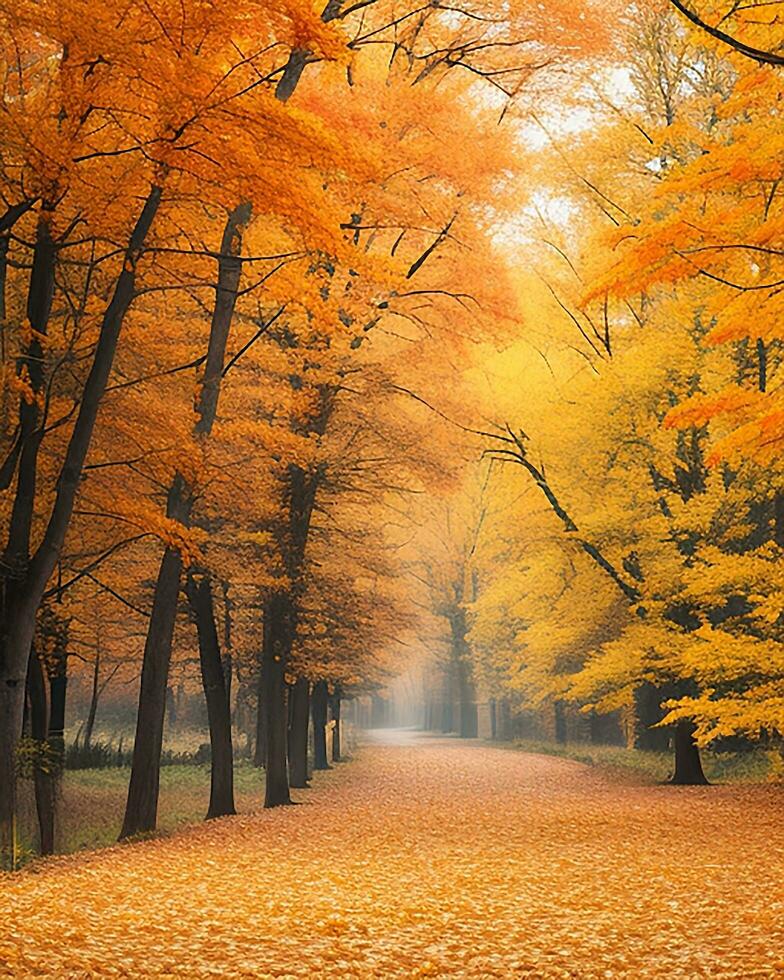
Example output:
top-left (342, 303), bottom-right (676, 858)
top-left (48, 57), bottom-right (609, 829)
top-left (2, 736), bottom-right (784, 978)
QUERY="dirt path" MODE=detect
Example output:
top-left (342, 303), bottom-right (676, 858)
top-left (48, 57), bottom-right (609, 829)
top-left (2, 732), bottom-right (784, 978)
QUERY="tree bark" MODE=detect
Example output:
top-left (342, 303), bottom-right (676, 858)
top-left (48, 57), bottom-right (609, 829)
top-left (554, 700), bottom-right (568, 744)
top-left (634, 682), bottom-right (672, 751)
top-left (47, 651), bottom-right (67, 767)
top-left (120, 477), bottom-right (189, 839)
top-left (83, 647), bottom-right (101, 750)
top-left (330, 691), bottom-right (341, 762)
top-left (670, 720), bottom-right (709, 785)
top-left (254, 666), bottom-right (267, 768)
top-left (312, 680), bottom-right (331, 770)
top-left (188, 575), bottom-right (235, 819)
top-left (262, 593), bottom-right (292, 806)
top-left (26, 649), bottom-right (55, 856)
top-left (287, 677), bottom-right (310, 788)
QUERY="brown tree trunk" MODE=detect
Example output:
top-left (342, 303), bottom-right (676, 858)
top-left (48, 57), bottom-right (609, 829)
top-left (330, 691), bottom-right (341, 762)
top-left (120, 478), bottom-right (190, 840)
top-left (634, 682), bottom-right (672, 751)
top-left (554, 700), bottom-right (568, 744)
top-left (311, 680), bottom-right (330, 770)
top-left (262, 593), bottom-right (292, 806)
top-left (670, 720), bottom-right (709, 785)
top-left (47, 651), bottom-right (67, 768)
top-left (287, 677), bottom-right (310, 789)
top-left (188, 574), bottom-right (235, 819)
top-left (26, 649), bottom-right (55, 856)
top-left (254, 666), bottom-right (267, 768)
top-left (83, 647), bottom-right (101, 750)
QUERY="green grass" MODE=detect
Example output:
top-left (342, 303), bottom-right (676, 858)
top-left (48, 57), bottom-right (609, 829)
top-left (16, 760), bottom-right (265, 859)
top-left (493, 738), bottom-right (777, 784)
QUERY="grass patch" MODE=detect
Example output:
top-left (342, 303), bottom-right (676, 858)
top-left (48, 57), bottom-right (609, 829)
top-left (16, 760), bottom-right (265, 858)
top-left (493, 738), bottom-right (776, 784)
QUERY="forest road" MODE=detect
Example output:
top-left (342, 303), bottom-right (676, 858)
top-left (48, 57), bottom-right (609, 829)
top-left (2, 731), bottom-right (784, 978)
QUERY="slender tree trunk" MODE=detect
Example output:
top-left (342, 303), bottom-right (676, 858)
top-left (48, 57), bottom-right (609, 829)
top-left (670, 720), bottom-right (709, 785)
top-left (1, 186), bottom-right (162, 865)
top-left (48, 652), bottom-right (67, 766)
top-left (441, 668), bottom-right (454, 733)
top-left (262, 594), bottom-right (292, 806)
top-left (287, 677), bottom-right (310, 788)
top-left (188, 575), bottom-right (235, 819)
top-left (330, 691), bottom-right (341, 762)
top-left (458, 674), bottom-right (477, 738)
top-left (312, 680), bottom-right (330, 770)
top-left (554, 700), bottom-right (568, 744)
top-left (120, 477), bottom-right (189, 839)
top-left (26, 650), bottom-right (55, 856)
top-left (83, 647), bottom-right (101, 750)
top-left (221, 580), bottom-right (233, 710)
top-left (254, 666), bottom-right (267, 768)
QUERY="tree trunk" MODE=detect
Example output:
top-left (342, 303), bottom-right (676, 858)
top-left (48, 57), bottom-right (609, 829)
top-left (670, 720), bottom-right (709, 785)
top-left (262, 593), bottom-right (292, 807)
top-left (554, 700), bottom-right (568, 744)
top-left (312, 680), bottom-right (330, 770)
top-left (83, 648), bottom-right (101, 750)
top-left (330, 692), bottom-right (341, 762)
top-left (287, 677), bottom-right (310, 789)
top-left (26, 649), bottom-right (55, 856)
top-left (254, 666), bottom-right (267, 768)
top-left (120, 480), bottom-right (189, 840)
top-left (188, 575), bottom-right (235, 819)
top-left (221, 580), bottom-right (233, 710)
top-left (634, 682), bottom-right (672, 751)
top-left (441, 669), bottom-right (454, 733)
top-left (48, 652), bottom-right (67, 768)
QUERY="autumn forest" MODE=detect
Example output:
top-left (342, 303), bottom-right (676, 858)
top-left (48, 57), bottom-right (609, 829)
top-left (1, 0), bottom-right (784, 976)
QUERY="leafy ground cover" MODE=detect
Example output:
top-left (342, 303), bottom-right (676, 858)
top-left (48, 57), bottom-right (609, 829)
top-left (3, 734), bottom-right (784, 978)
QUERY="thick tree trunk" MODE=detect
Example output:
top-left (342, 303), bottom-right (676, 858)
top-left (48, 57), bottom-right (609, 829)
top-left (120, 479), bottom-right (190, 840)
top-left (634, 682), bottom-right (672, 751)
top-left (188, 575), bottom-right (235, 819)
top-left (312, 680), bottom-right (330, 770)
top-left (670, 720), bottom-right (709, 785)
top-left (26, 650), bottom-right (55, 856)
top-left (330, 692), bottom-right (341, 762)
top-left (0, 593), bottom-right (36, 866)
top-left (287, 677), bottom-right (310, 789)
top-left (262, 594), bottom-right (292, 807)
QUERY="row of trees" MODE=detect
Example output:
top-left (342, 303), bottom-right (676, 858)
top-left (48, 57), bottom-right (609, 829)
top-left (416, 2), bottom-right (784, 784)
top-left (0, 0), bottom-right (610, 864)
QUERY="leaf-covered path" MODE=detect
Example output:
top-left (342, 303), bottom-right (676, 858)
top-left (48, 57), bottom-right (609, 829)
top-left (3, 733), bottom-right (784, 978)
